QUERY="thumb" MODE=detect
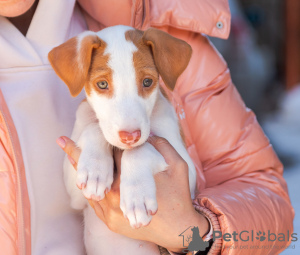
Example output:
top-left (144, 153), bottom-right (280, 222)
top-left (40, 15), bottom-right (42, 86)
top-left (147, 135), bottom-right (184, 167)
top-left (56, 136), bottom-right (81, 168)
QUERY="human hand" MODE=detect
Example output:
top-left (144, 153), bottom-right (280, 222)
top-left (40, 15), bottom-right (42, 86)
top-left (57, 135), bottom-right (209, 252)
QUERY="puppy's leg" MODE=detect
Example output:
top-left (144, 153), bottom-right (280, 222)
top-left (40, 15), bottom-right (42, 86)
top-left (64, 101), bottom-right (113, 209)
top-left (64, 101), bottom-right (97, 209)
top-left (120, 143), bottom-right (168, 228)
top-left (76, 123), bottom-right (113, 201)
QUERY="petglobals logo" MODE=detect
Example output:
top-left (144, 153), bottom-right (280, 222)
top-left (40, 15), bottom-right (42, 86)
top-left (213, 230), bottom-right (298, 243)
top-left (179, 227), bottom-right (298, 253)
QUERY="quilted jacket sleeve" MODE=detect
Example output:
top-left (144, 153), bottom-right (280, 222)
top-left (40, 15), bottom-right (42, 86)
top-left (171, 29), bottom-right (295, 255)
top-left (190, 76), bottom-right (294, 255)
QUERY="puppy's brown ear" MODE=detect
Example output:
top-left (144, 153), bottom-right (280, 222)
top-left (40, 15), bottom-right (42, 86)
top-left (142, 28), bottom-right (192, 90)
top-left (48, 33), bottom-right (103, 97)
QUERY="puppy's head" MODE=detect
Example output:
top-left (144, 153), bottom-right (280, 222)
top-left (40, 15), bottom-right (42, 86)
top-left (48, 26), bottom-right (192, 149)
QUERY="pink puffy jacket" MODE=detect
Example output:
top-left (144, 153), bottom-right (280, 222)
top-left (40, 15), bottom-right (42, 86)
top-left (0, 0), bottom-right (294, 254)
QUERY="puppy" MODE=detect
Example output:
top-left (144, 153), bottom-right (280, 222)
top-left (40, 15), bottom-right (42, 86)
top-left (49, 25), bottom-right (196, 254)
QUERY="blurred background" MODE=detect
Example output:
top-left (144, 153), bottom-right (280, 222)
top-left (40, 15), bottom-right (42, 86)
top-left (210, 0), bottom-right (300, 254)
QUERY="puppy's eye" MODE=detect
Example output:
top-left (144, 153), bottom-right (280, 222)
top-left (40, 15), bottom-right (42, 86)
top-left (143, 78), bottom-right (153, 87)
top-left (97, 81), bottom-right (108, 89)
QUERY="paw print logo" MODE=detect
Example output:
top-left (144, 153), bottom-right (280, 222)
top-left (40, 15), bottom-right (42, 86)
top-left (256, 231), bottom-right (266, 241)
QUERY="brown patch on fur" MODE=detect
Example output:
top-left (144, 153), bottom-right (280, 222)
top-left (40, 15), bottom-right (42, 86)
top-left (125, 29), bottom-right (159, 98)
top-left (142, 28), bottom-right (192, 91)
top-left (85, 46), bottom-right (113, 98)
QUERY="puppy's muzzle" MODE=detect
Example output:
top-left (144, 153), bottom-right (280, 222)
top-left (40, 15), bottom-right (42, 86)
top-left (119, 130), bottom-right (141, 145)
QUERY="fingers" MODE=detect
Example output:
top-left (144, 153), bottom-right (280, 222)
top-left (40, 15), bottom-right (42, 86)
top-left (147, 136), bottom-right (184, 167)
top-left (56, 136), bottom-right (81, 169)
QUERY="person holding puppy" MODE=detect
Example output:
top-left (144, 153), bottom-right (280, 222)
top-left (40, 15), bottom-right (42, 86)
top-left (0, 0), bottom-right (294, 255)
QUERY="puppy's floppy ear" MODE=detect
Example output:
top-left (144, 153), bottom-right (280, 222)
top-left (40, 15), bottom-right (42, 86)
top-left (142, 28), bottom-right (192, 90)
top-left (48, 32), bottom-right (103, 97)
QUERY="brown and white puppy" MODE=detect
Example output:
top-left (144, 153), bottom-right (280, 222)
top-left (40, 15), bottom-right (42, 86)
top-left (49, 25), bottom-right (196, 254)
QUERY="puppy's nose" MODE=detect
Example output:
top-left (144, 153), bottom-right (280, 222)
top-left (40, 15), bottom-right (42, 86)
top-left (119, 130), bottom-right (141, 145)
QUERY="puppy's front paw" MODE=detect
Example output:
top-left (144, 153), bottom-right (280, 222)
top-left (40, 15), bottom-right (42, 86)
top-left (77, 157), bottom-right (113, 201)
top-left (120, 178), bottom-right (158, 228)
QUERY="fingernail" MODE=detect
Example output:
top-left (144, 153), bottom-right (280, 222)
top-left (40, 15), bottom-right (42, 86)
top-left (56, 137), bottom-right (66, 149)
top-left (68, 155), bottom-right (76, 165)
top-left (149, 132), bottom-right (154, 137)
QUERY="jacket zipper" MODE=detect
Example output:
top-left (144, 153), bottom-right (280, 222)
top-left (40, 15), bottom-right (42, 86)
top-left (0, 109), bottom-right (26, 255)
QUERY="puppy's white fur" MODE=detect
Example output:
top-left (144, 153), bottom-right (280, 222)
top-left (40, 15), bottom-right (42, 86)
top-left (63, 25), bottom-right (196, 254)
